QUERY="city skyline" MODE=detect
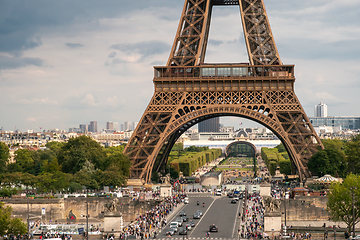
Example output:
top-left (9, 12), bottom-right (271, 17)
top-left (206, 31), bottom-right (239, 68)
top-left (1, 0), bottom-right (359, 132)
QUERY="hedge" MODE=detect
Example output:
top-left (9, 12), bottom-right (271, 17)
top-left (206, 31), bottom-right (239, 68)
top-left (261, 146), bottom-right (292, 175)
top-left (269, 161), bottom-right (277, 176)
top-left (279, 159), bottom-right (291, 175)
top-left (169, 148), bottom-right (221, 176)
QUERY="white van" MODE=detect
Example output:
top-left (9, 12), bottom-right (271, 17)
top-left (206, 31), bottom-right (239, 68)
top-left (184, 197), bottom-right (189, 204)
top-left (216, 189), bottom-right (222, 196)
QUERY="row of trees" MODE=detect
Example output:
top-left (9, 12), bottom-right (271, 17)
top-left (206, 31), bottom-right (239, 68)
top-left (260, 134), bottom-right (359, 178)
top-left (307, 135), bottom-right (360, 178)
top-left (261, 146), bottom-right (291, 176)
top-left (0, 136), bottom-right (131, 194)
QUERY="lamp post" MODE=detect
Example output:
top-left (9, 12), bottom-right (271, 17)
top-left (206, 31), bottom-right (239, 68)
top-left (351, 187), bottom-right (357, 238)
top-left (86, 190), bottom-right (89, 240)
top-left (283, 189), bottom-right (288, 236)
top-left (27, 190), bottom-right (30, 238)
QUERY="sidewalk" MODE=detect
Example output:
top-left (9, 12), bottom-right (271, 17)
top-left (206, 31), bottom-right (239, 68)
top-left (286, 220), bottom-right (348, 228)
top-left (158, 202), bottom-right (185, 233)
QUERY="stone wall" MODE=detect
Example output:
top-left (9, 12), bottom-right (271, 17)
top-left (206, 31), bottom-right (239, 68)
top-left (281, 196), bottom-right (329, 221)
top-left (3, 197), bottom-right (159, 225)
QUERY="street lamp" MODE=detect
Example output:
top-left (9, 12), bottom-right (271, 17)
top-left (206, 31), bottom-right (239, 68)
top-left (283, 189), bottom-right (289, 236)
top-left (27, 190), bottom-right (30, 237)
top-left (86, 190), bottom-right (89, 240)
top-left (351, 187), bottom-right (357, 238)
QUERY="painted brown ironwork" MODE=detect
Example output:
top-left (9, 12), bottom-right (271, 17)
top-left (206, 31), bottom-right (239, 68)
top-left (124, 0), bottom-right (324, 183)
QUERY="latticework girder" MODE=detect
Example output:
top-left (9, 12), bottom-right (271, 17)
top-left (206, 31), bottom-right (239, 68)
top-left (123, 0), bottom-right (323, 183)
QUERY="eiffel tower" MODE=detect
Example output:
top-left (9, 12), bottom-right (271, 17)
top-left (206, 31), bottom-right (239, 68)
top-left (124, 0), bottom-right (324, 183)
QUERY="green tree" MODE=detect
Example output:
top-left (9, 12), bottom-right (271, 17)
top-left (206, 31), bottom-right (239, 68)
top-left (57, 135), bottom-right (107, 174)
top-left (8, 218), bottom-right (27, 235)
top-left (275, 144), bottom-right (286, 153)
top-left (308, 147), bottom-right (347, 178)
top-left (14, 149), bottom-right (34, 173)
top-left (68, 182), bottom-right (83, 193)
top-left (0, 202), bottom-right (12, 235)
top-left (346, 135), bottom-right (360, 174)
top-left (327, 174), bottom-right (360, 232)
top-left (42, 158), bottom-right (62, 173)
top-left (104, 153), bottom-right (131, 178)
top-left (104, 145), bottom-right (125, 155)
top-left (45, 141), bottom-right (64, 154)
top-left (96, 165), bottom-right (127, 188)
top-left (0, 142), bottom-right (10, 173)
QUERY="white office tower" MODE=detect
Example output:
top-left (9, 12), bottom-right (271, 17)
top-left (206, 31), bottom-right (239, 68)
top-left (132, 122), bottom-right (138, 131)
top-left (113, 122), bottom-right (119, 131)
top-left (314, 102), bottom-right (328, 117)
top-left (124, 121), bottom-right (131, 131)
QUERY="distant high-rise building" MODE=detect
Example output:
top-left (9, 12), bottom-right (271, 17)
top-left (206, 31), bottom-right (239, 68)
top-left (198, 117), bottom-right (219, 132)
top-left (132, 122), bottom-right (138, 131)
top-left (89, 121), bottom-right (98, 133)
top-left (106, 121), bottom-right (114, 130)
top-left (310, 116), bottom-right (360, 130)
top-left (314, 102), bottom-right (327, 117)
top-left (79, 124), bottom-right (88, 133)
top-left (124, 121), bottom-right (131, 131)
top-left (120, 124), bottom-right (124, 131)
top-left (113, 122), bottom-right (119, 131)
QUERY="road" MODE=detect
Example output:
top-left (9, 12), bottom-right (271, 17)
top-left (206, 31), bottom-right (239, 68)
top-left (158, 193), bottom-right (243, 239)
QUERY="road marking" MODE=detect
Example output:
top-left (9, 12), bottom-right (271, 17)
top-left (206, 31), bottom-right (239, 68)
top-left (189, 198), bottom-right (216, 236)
top-left (231, 200), bottom-right (242, 238)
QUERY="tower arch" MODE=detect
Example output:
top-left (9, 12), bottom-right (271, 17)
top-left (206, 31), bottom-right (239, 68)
top-left (124, 0), bottom-right (324, 183)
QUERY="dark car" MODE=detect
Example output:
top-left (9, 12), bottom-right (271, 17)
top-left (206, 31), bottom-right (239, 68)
top-left (209, 224), bottom-right (218, 232)
top-left (179, 211), bottom-right (187, 216)
top-left (227, 193), bottom-right (234, 198)
top-left (178, 227), bottom-right (188, 235)
top-left (196, 210), bottom-right (203, 216)
top-left (181, 216), bottom-right (189, 222)
top-left (193, 213), bottom-right (201, 219)
top-left (231, 199), bottom-right (237, 204)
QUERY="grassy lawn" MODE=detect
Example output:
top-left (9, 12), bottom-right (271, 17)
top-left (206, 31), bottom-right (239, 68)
top-left (215, 167), bottom-right (250, 171)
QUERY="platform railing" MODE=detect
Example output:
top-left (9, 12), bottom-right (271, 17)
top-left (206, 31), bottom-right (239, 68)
top-left (154, 64), bottom-right (294, 79)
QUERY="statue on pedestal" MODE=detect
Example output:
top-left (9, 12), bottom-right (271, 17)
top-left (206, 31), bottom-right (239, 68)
top-left (105, 198), bottom-right (119, 212)
top-left (160, 173), bottom-right (171, 185)
top-left (263, 196), bottom-right (281, 213)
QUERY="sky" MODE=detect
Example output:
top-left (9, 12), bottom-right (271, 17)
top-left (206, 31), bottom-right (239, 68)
top-left (1, 0), bottom-right (360, 132)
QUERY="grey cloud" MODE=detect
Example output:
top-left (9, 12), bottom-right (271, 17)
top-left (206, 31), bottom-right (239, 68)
top-left (209, 39), bottom-right (223, 46)
top-left (65, 43), bottom-right (84, 48)
top-left (278, 39), bottom-right (360, 60)
top-left (0, 55), bottom-right (43, 71)
top-left (0, 1), bottom-right (182, 55)
top-left (108, 52), bottom-right (116, 58)
top-left (110, 40), bottom-right (170, 62)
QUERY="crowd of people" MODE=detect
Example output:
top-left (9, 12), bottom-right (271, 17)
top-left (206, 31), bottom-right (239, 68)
top-left (241, 192), bottom-right (266, 239)
top-left (120, 194), bottom-right (185, 239)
